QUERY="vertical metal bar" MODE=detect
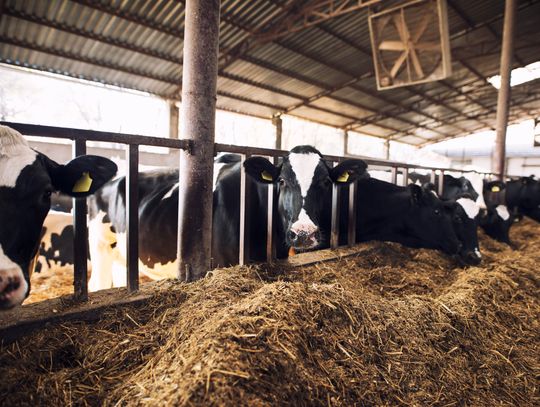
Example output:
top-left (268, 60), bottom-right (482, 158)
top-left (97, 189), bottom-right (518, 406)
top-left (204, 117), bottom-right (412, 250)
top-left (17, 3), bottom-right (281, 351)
top-left (266, 156), bottom-right (277, 263)
top-left (438, 170), bottom-right (445, 196)
top-left (177, 0), bottom-right (220, 281)
top-left (347, 181), bottom-right (357, 247)
top-left (402, 167), bottom-right (409, 186)
top-left (72, 139), bottom-right (88, 301)
top-left (492, 0), bottom-right (517, 180)
top-left (169, 101), bottom-right (179, 140)
top-left (391, 167), bottom-right (398, 185)
top-left (239, 153), bottom-right (251, 265)
top-left (273, 115), bottom-right (282, 149)
top-left (126, 144), bottom-right (139, 292)
top-left (430, 169), bottom-right (436, 185)
top-left (343, 130), bottom-right (349, 156)
top-left (331, 162), bottom-right (340, 249)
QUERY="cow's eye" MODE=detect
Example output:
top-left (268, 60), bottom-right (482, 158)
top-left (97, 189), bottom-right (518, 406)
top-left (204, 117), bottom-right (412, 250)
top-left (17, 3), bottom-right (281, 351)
top-left (434, 209), bottom-right (441, 215)
top-left (279, 178), bottom-right (286, 186)
top-left (43, 190), bottom-right (52, 200)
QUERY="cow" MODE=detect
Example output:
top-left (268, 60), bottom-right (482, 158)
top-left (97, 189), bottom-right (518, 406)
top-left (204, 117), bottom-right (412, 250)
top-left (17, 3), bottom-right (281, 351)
top-left (87, 145), bottom-right (367, 291)
top-left (338, 178), bottom-right (464, 260)
top-left (411, 172), bottom-right (515, 245)
top-left (36, 210), bottom-right (76, 274)
top-left (370, 171), bottom-right (481, 264)
top-left (504, 176), bottom-right (540, 221)
top-left (0, 125), bottom-right (117, 309)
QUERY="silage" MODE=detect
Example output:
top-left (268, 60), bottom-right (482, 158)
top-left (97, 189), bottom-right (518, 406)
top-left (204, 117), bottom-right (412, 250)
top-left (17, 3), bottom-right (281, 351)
top-left (0, 219), bottom-right (539, 406)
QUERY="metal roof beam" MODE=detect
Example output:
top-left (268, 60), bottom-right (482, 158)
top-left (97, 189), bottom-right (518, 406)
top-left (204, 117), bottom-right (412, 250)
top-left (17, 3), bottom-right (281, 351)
top-left (257, 0), bottom-right (382, 42)
top-left (3, 8), bottom-right (183, 65)
top-left (447, 0), bottom-right (526, 67)
top-left (69, 0), bottom-right (184, 38)
top-left (0, 36), bottom-right (180, 85)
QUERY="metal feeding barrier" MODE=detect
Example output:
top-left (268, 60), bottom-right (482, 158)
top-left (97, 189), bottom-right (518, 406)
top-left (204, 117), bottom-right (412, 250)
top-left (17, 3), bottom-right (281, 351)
top-left (2, 122), bottom-right (498, 304)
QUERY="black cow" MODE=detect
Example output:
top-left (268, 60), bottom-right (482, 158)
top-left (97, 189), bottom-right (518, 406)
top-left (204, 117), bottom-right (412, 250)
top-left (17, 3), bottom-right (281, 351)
top-left (504, 176), bottom-right (540, 221)
top-left (87, 145), bottom-right (367, 290)
top-left (0, 125), bottom-right (117, 309)
top-left (412, 172), bottom-right (516, 245)
top-left (339, 178), bottom-right (463, 259)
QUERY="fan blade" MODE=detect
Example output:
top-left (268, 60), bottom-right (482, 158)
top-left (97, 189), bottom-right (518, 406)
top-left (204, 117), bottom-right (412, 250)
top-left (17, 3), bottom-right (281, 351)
top-left (390, 51), bottom-right (409, 78)
top-left (415, 41), bottom-right (440, 51)
top-left (410, 48), bottom-right (425, 78)
top-left (413, 12), bottom-right (432, 42)
top-left (379, 40), bottom-right (407, 51)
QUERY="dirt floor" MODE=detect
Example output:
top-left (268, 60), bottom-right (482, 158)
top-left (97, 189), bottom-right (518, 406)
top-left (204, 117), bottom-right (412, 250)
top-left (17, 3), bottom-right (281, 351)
top-left (1, 219), bottom-right (539, 406)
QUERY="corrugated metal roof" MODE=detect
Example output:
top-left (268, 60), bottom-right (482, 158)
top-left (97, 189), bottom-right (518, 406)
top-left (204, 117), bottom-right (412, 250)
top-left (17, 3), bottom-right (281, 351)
top-left (1, 0), bottom-right (539, 146)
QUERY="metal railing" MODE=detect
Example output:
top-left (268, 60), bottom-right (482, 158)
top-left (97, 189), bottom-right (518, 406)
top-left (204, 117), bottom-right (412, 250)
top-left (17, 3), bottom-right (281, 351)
top-left (2, 122), bottom-right (507, 304)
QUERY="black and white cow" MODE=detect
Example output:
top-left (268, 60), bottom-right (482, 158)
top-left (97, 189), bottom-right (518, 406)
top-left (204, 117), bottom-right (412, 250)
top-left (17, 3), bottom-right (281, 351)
top-left (36, 210), bottom-right (76, 274)
top-left (0, 125), bottom-right (117, 309)
top-left (87, 145), bottom-right (367, 290)
top-left (412, 172), bottom-right (515, 245)
top-left (339, 178), bottom-right (464, 259)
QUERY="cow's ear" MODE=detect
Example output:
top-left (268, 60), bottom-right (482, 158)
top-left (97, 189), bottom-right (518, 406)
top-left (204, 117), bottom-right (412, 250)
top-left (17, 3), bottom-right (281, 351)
top-left (409, 184), bottom-right (423, 205)
top-left (48, 155), bottom-right (118, 197)
top-left (330, 159), bottom-right (367, 184)
top-left (244, 157), bottom-right (280, 184)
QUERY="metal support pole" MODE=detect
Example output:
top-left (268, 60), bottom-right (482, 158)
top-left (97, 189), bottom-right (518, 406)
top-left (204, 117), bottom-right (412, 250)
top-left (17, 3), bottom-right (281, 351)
top-left (438, 170), bottom-right (445, 196)
top-left (266, 156), bottom-right (278, 263)
top-left (391, 167), bottom-right (398, 185)
top-left (402, 167), bottom-right (409, 187)
top-left (126, 144), bottom-right (139, 292)
top-left (177, 0), bottom-right (220, 281)
top-left (343, 130), bottom-right (349, 156)
top-left (492, 0), bottom-right (517, 179)
top-left (384, 139), bottom-right (390, 160)
top-left (331, 162), bottom-right (340, 249)
top-left (272, 114), bottom-right (282, 149)
top-left (430, 169), bottom-right (436, 185)
top-left (239, 153), bottom-right (251, 265)
top-left (72, 139), bottom-right (88, 301)
top-left (169, 100), bottom-right (179, 139)
top-left (347, 182), bottom-right (357, 247)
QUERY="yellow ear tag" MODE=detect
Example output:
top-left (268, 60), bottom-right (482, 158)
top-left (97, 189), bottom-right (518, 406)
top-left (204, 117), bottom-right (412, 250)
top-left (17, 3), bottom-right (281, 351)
top-left (72, 172), bottom-right (93, 193)
top-left (261, 170), bottom-right (273, 182)
top-left (337, 171), bottom-right (350, 183)
top-left (491, 186), bottom-right (500, 192)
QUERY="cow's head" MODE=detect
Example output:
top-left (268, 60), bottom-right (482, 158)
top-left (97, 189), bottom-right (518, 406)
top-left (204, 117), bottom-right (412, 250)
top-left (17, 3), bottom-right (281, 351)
top-left (404, 184), bottom-right (462, 256)
top-left (450, 195), bottom-right (481, 265)
top-left (478, 205), bottom-right (514, 245)
top-left (516, 176), bottom-right (540, 210)
top-left (443, 175), bottom-right (479, 202)
top-left (423, 184), bottom-right (481, 265)
top-left (244, 146), bottom-right (367, 251)
top-left (0, 125), bottom-right (117, 309)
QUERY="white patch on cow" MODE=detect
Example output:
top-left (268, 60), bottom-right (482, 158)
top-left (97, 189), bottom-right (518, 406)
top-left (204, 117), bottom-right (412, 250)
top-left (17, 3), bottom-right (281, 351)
top-left (88, 212), bottom-right (178, 291)
top-left (495, 205), bottom-right (510, 221)
top-left (289, 152), bottom-right (321, 197)
top-left (474, 248), bottom-right (482, 258)
top-left (0, 244), bottom-right (29, 308)
top-left (88, 210), bottom-right (118, 291)
top-left (457, 197), bottom-right (480, 219)
top-left (162, 182), bottom-right (179, 200)
top-left (0, 126), bottom-right (37, 187)
top-left (290, 209), bottom-right (319, 248)
top-left (213, 163), bottom-right (227, 192)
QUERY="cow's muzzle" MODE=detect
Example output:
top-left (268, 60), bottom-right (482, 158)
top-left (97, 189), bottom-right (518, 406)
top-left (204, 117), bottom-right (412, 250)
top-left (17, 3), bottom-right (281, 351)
top-left (287, 229), bottom-right (321, 250)
top-left (0, 267), bottom-right (29, 310)
top-left (458, 248), bottom-right (482, 266)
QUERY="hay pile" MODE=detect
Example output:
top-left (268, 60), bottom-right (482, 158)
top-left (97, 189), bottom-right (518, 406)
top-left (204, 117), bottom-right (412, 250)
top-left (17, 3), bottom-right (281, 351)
top-left (1, 220), bottom-right (539, 406)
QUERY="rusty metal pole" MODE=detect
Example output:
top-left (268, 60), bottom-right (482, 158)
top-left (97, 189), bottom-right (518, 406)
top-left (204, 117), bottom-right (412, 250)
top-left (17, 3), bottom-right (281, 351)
top-left (169, 100), bottom-right (179, 139)
top-left (273, 114), bottom-right (282, 149)
top-left (177, 0), bottom-right (220, 281)
top-left (492, 0), bottom-right (517, 180)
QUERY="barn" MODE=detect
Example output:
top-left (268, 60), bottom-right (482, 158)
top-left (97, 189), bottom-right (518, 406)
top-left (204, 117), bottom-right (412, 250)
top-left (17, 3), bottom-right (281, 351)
top-left (1, 0), bottom-right (539, 405)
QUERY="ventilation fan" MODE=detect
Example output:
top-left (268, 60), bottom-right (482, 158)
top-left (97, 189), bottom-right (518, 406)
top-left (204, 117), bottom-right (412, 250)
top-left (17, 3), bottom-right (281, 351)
top-left (368, 0), bottom-right (452, 90)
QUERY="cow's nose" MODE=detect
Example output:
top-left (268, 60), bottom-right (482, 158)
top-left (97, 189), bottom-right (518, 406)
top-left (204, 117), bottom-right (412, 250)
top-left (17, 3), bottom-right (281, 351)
top-left (288, 229), bottom-right (320, 249)
top-left (0, 268), bottom-right (28, 309)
